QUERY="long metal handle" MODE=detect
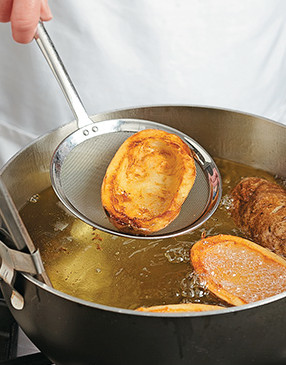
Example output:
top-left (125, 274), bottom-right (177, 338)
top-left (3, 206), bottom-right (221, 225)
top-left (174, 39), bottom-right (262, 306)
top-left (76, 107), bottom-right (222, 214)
top-left (35, 22), bottom-right (92, 129)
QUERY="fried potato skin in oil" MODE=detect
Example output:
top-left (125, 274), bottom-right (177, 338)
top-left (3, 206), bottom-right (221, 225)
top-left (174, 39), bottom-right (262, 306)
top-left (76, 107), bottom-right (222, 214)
top-left (231, 177), bottom-right (286, 257)
top-left (136, 303), bottom-right (224, 313)
top-left (191, 234), bottom-right (286, 306)
top-left (101, 129), bottom-right (196, 235)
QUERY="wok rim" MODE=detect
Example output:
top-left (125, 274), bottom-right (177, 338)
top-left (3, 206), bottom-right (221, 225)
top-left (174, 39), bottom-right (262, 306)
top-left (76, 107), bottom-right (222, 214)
top-left (21, 271), bottom-right (286, 317)
top-left (1, 104), bottom-right (286, 318)
top-left (1, 103), bottom-right (285, 171)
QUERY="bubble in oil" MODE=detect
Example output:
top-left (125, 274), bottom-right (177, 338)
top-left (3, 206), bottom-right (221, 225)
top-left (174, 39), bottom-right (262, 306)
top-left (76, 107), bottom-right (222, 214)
top-left (165, 245), bottom-right (190, 263)
top-left (275, 175), bottom-right (286, 189)
top-left (29, 194), bottom-right (40, 203)
top-left (54, 221), bottom-right (69, 232)
top-left (220, 194), bottom-right (233, 211)
top-left (180, 271), bottom-right (210, 302)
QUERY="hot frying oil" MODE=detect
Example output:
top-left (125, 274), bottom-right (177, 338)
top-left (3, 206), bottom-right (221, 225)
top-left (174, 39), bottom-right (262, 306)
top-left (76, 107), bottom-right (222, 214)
top-left (20, 158), bottom-right (276, 309)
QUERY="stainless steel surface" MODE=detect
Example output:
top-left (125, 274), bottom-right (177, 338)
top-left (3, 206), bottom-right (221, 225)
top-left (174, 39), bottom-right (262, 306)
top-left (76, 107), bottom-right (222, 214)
top-left (35, 22), bottom-right (91, 128)
top-left (1, 106), bottom-right (285, 202)
top-left (0, 177), bottom-right (37, 252)
top-left (0, 106), bottom-right (285, 365)
top-left (35, 23), bottom-right (222, 238)
top-left (52, 118), bottom-right (221, 238)
top-left (0, 177), bottom-right (51, 288)
top-left (0, 240), bottom-right (39, 278)
top-left (0, 238), bottom-right (41, 310)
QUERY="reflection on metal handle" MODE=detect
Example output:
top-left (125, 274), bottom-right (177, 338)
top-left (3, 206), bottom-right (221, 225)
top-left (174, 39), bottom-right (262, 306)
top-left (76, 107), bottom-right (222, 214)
top-left (35, 21), bottom-right (91, 129)
top-left (0, 177), bottom-right (52, 288)
top-left (0, 178), bottom-right (34, 252)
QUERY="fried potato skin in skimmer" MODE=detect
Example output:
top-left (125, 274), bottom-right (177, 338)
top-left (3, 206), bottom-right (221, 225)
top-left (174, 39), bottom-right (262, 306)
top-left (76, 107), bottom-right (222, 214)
top-left (191, 235), bottom-right (286, 306)
top-left (101, 129), bottom-right (196, 235)
top-left (136, 303), bottom-right (224, 313)
top-left (231, 177), bottom-right (286, 257)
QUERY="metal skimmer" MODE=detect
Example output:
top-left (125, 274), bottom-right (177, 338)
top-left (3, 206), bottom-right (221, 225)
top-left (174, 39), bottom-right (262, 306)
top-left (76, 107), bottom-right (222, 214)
top-left (35, 22), bottom-right (221, 239)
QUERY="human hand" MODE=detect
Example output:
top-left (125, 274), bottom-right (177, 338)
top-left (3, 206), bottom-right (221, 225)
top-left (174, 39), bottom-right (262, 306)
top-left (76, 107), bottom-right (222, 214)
top-left (0, 0), bottom-right (52, 44)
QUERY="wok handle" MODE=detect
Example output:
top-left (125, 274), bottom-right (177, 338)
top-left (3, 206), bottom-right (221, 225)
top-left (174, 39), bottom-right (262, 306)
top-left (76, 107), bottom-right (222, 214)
top-left (0, 178), bottom-right (34, 252)
top-left (35, 21), bottom-right (92, 129)
top-left (0, 177), bottom-right (52, 287)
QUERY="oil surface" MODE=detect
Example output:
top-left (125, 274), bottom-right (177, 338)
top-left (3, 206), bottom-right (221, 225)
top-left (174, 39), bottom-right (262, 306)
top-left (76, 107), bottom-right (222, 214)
top-left (20, 158), bottom-right (276, 309)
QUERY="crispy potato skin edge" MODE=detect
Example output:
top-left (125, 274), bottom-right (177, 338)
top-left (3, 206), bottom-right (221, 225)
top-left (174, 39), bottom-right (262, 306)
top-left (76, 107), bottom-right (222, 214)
top-left (101, 129), bottom-right (196, 235)
top-left (136, 303), bottom-right (224, 312)
top-left (190, 234), bottom-right (286, 306)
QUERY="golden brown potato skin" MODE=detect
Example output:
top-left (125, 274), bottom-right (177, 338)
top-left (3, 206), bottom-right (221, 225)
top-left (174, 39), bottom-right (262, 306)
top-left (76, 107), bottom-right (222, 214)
top-left (231, 177), bottom-right (286, 257)
top-left (136, 303), bottom-right (224, 312)
top-left (191, 234), bottom-right (286, 306)
top-left (101, 129), bottom-right (196, 235)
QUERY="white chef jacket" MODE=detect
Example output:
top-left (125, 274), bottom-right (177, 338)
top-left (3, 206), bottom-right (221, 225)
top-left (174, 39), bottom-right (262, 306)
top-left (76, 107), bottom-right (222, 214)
top-left (0, 0), bottom-right (286, 169)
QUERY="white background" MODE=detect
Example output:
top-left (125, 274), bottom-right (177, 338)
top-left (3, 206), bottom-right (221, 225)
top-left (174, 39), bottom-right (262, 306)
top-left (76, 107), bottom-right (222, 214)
top-left (0, 0), bottom-right (286, 168)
